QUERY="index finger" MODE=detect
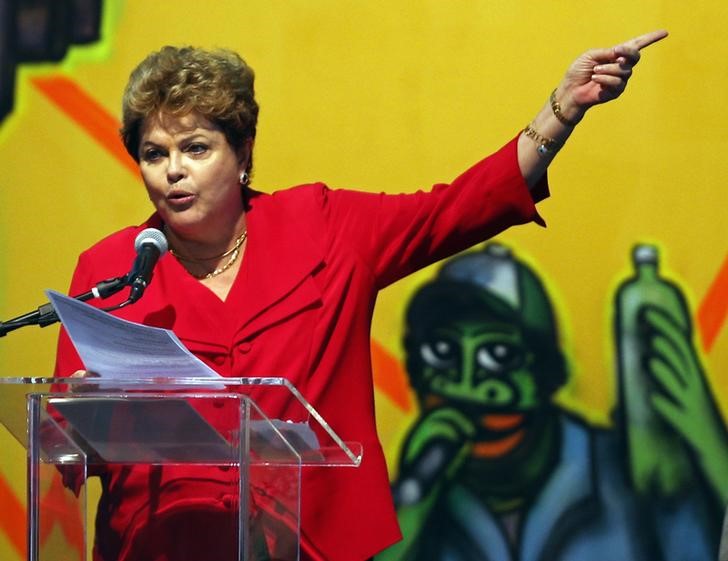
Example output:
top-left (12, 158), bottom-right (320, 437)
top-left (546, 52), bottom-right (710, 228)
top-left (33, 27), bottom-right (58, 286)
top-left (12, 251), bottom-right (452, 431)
top-left (627, 29), bottom-right (669, 51)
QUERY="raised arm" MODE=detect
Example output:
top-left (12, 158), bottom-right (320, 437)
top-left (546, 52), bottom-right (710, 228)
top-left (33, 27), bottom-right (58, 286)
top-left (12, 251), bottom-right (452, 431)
top-left (518, 30), bottom-right (668, 186)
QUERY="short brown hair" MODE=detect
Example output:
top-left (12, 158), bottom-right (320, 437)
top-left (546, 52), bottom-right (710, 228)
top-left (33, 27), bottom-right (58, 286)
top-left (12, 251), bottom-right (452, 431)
top-left (120, 46), bottom-right (259, 168)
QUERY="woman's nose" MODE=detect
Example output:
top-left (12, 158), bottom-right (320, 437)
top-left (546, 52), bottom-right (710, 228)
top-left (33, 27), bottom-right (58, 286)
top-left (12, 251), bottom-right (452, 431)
top-left (166, 152), bottom-right (185, 183)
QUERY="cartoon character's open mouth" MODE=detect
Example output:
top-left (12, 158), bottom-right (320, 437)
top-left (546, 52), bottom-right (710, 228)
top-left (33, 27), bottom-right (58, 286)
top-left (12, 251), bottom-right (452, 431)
top-left (472, 413), bottom-right (527, 458)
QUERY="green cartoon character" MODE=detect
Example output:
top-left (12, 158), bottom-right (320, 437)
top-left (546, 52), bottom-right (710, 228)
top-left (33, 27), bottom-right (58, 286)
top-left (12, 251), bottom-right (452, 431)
top-left (379, 243), bottom-right (718, 561)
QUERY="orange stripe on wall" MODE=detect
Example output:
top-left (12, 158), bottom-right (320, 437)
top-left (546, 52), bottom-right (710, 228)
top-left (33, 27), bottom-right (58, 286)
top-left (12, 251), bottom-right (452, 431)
top-left (31, 76), bottom-right (139, 177)
top-left (0, 473), bottom-right (26, 557)
top-left (698, 252), bottom-right (728, 352)
top-left (39, 472), bottom-right (84, 555)
top-left (371, 340), bottom-right (413, 412)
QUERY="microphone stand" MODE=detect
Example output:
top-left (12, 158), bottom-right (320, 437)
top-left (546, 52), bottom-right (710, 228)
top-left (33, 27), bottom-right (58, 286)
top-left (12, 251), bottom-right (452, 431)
top-left (0, 276), bottom-right (129, 337)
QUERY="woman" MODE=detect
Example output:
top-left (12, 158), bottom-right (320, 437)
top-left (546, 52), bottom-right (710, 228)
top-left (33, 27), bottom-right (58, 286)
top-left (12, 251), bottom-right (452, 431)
top-left (55, 30), bottom-right (667, 561)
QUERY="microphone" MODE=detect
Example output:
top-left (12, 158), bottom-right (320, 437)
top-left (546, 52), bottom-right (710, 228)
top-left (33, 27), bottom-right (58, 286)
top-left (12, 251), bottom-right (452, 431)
top-left (128, 228), bottom-right (168, 303)
top-left (392, 439), bottom-right (462, 506)
top-left (0, 228), bottom-right (168, 336)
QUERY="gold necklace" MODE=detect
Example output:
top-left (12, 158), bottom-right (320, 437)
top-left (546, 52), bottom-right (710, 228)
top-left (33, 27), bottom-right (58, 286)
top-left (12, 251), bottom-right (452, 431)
top-left (169, 229), bottom-right (248, 262)
top-left (170, 230), bottom-right (247, 279)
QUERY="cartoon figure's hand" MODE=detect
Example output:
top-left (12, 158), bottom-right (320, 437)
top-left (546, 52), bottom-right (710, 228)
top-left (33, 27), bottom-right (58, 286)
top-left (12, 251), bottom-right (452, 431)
top-left (643, 307), bottom-right (717, 443)
top-left (394, 407), bottom-right (476, 506)
top-left (643, 305), bottom-right (728, 503)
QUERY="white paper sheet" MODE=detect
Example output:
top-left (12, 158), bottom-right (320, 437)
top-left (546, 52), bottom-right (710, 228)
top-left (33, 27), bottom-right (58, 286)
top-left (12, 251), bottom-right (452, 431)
top-left (46, 289), bottom-right (222, 382)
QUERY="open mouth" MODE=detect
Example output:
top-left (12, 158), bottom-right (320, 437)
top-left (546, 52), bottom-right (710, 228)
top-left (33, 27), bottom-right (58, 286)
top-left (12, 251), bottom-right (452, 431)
top-left (166, 190), bottom-right (195, 207)
top-left (471, 413), bottom-right (527, 458)
top-left (421, 395), bottom-right (531, 458)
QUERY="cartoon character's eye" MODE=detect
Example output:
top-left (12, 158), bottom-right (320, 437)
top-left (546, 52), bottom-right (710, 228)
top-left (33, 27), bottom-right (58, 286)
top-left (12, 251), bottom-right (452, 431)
top-left (420, 339), bottom-right (458, 369)
top-left (476, 343), bottom-right (525, 373)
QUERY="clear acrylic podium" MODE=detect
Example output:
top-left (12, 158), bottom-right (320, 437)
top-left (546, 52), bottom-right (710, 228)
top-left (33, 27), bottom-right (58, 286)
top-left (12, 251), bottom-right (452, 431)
top-left (0, 376), bottom-right (362, 561)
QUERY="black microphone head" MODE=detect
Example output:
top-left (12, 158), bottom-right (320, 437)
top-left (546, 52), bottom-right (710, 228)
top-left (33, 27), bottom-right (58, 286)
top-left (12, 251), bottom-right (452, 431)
top-left (134, 228), bottom-right (168, 256)
top-left (127, 228), bottom-right (168, 303)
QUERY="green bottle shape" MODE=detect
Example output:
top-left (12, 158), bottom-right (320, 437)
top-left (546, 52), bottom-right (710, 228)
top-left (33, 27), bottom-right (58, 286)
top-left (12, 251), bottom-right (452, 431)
top-left (615, 244), bottom-right (693, 496)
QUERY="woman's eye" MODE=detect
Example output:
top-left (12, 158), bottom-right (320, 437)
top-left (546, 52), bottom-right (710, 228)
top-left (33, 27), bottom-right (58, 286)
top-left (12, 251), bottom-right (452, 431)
top-left (142, 149), bottom-right (162, 162)
top-left (187, 143), bottom-right (207, 155)
top-left (420, 339), bottom-right (458, 369)
top-left (476, 343), bottom-right (524, 373)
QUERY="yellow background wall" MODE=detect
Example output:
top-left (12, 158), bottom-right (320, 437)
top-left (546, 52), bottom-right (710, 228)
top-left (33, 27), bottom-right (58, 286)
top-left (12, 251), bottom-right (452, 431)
top-left (1, 1), bottom-right (727, 558)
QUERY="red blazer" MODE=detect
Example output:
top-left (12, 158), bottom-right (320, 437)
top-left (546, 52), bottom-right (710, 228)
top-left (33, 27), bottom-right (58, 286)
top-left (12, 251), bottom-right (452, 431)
top-left (54, 136), bottom-right (547, 561)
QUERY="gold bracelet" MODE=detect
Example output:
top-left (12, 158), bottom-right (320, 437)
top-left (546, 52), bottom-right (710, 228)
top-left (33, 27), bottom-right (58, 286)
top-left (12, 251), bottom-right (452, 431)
top-left (523, 124), bottom-right (558, 156)
top-left (549, 89), bottom-right (578, 127)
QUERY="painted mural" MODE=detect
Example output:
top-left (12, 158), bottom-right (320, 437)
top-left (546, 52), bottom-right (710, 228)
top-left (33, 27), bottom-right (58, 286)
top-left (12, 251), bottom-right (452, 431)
top-left (1, 2), bottom-right (727, 561)
top-left (378, 243), bottom-right (726, 561)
